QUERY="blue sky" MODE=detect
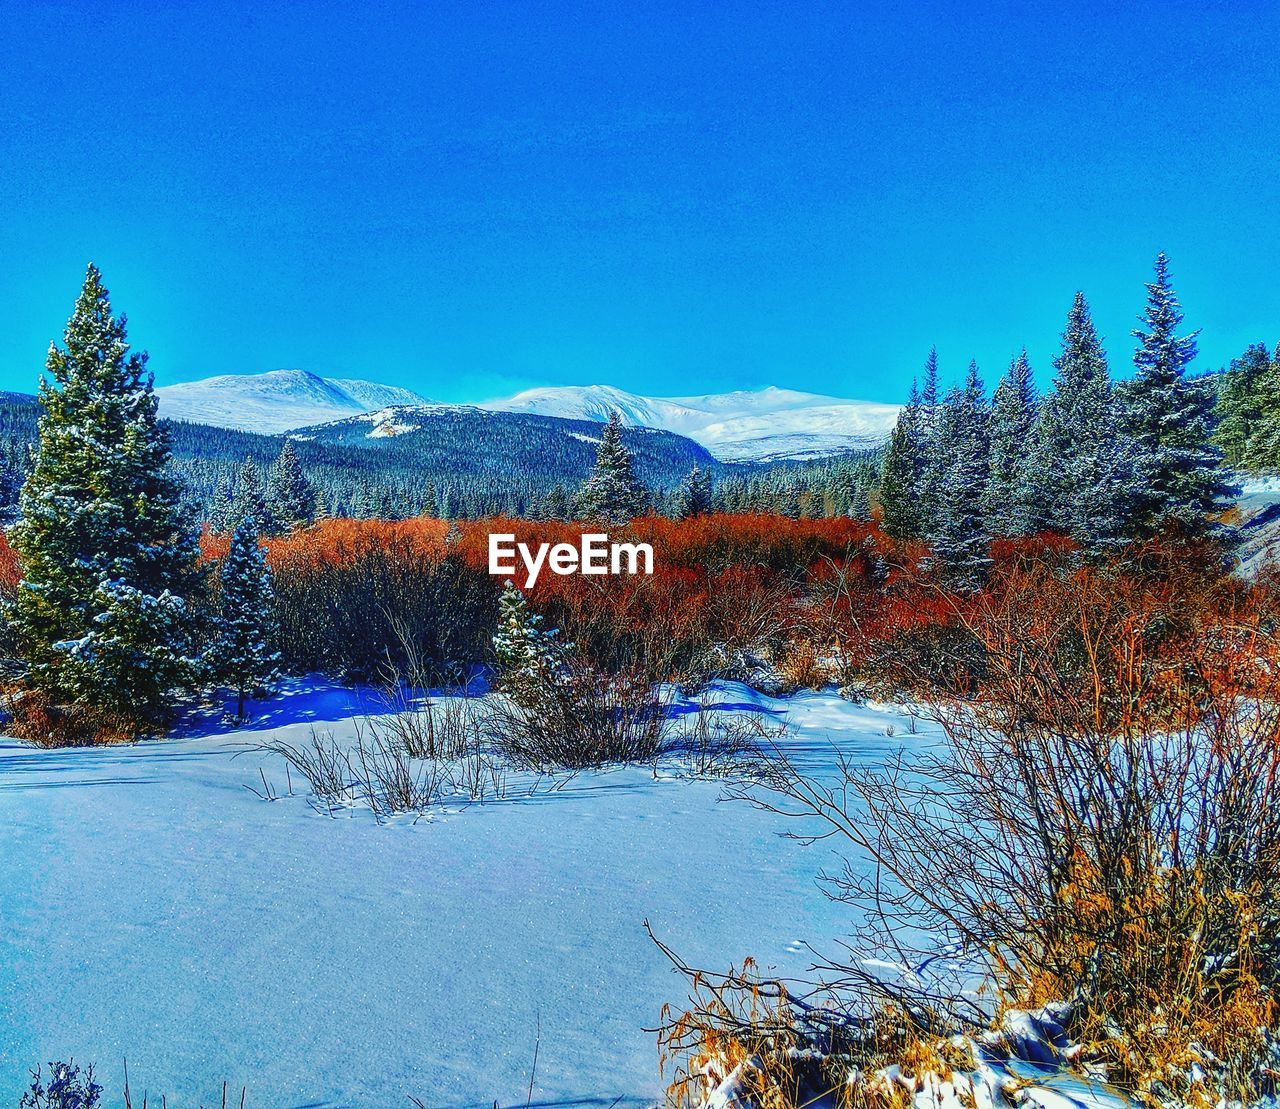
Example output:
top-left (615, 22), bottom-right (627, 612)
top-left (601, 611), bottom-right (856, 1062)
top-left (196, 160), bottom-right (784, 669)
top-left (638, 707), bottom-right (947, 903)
top-left (1, 1), bottom-right (1277, 404)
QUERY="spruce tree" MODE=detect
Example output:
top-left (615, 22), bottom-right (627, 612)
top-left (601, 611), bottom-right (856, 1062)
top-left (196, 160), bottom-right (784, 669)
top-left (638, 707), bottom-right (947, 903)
top-left (916, 350), bottom-right (946, 521)
top-left (208, 474), bottom-right (236, 534)
top-left (929, 362), bottom-right (991, 580)
top-left (544, 483), bottom-right (570, 520)
top-left (492, 581), bottom-right (570, 709)
top-left (1214, 343), bottom-right (1271, 468)
top-left (6, 265), bottom-right (202, 728)
top-left (1243, 344), bottom-right (1280, 470)
top-left (231, 459), bottom-right (274, 534)
top-left (1033, 293), bottom-right (1138, 553)
top-left (675, 462), bottom-right (713, 518)
top-left (878, 380), bottom-right (925, 539)
top-left (207, 515), bottom-right (280, 722)
top-left (573, 411), bottom-right (648, 524)
top-left (985, 350), bottom-right (1038, 536)
top-left (849, 459), bottom-right (877, 520)
top-left (1124, 253), bottom-right (1236, 536)
top-left (267, 439), bottom-right (316, 530)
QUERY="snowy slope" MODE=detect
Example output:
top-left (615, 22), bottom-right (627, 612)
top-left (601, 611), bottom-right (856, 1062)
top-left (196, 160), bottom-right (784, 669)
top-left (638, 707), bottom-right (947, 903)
top-left (482, 384), bottom-right (900, 461)
top-left (151, 372), bottom-right (898, 460)
top-left (154, 369), bottom-right (429, 434)
top-left (0, 682), bottom-right (940, 1107)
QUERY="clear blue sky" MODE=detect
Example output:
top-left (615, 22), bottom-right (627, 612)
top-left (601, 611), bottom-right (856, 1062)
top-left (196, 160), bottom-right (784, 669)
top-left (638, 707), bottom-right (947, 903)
top-left (1, 1), bottom-right (1277, 404)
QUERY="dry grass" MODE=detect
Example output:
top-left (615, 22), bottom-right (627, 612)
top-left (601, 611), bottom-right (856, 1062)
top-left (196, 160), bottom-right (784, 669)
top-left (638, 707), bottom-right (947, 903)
top-left (777, 640), bottom-right (828, 691)
top-left (3, 688), bottom-right (143, 746)
top-left (651, 928), bottom-right (977, 1109)
top-left (660, 553), bottom-right (1280, 1107)
top-left (488, 659), bottom-right (669, 770)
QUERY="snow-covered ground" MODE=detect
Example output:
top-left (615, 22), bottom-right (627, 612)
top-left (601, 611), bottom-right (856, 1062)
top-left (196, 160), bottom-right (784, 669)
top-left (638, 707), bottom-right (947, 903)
top-left (0, 681), bottom-right (939, 1107)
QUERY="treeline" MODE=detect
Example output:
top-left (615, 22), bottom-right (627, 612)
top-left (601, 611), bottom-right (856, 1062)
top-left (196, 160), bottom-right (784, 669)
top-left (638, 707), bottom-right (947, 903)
top-left (1212, 341), bottom-right (1280, 470)
top-left (1, 389), bottom-right (877, 526)
top-left (879, 254), bottom-right (1236, 575)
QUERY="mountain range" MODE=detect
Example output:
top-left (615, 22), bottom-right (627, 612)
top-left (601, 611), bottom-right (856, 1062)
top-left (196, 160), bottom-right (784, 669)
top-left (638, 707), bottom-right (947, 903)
top-left (155, 370), bottom-right (429, 434)
top-left (155, 370), bottom-right (899, 461)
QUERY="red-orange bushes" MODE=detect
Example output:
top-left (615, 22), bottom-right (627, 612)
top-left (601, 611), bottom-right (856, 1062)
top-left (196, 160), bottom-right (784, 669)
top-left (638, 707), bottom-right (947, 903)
top-left (200, 517), bottom-right (449, 570)
top-left (626, 513), bottom-right (889, 573)
top-left (250, 517), bottom-right (487, 681)
top-left (248, 514), bottom-right (894, 682)
top-left (0, 530), bottom-right (19, 597)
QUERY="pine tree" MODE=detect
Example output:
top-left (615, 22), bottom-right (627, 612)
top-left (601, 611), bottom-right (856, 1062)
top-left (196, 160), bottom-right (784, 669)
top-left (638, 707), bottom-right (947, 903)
top-left (916, 349), bottom-right (946, 521)
top-left (267, 439), bottom-right (316, 530)
top-left (491, 580), bottom-right (570, 709)
top-left (929, 362), bottom-right (991, 580)
top-left (5, 265), bottom-right (202, 727)
top-left (1124, 253), bottom-right (1236, 536)
top-left (878, 379), bottom-right (926, 539)
top-left (207, 474), bottom-right (236, 533)
top-left (206, 515), bottom-right (280, 722)
top-left (849, 459), bottom-right (877, 519)
top-left (1214, 343), bottom-right (1271, 468)
top-left (1033, 293), bottom-right (1138, 553)
top-left (985, 350), bottom-right (1038, 536)
top-left (231, 459), bottom-right (274, 533)
top-left (544, 483), bottom-right (570, 520)
top-left (573, 411), bottom-right (648, 524)
top-left (1243, 344), bottom-right (1280, 470)
top-left (675, 462), bottom-right (713, 518)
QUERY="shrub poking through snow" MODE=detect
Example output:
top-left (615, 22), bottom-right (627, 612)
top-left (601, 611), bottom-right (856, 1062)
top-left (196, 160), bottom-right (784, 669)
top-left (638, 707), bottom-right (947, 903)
top-left (489, 656), bottom-right (668, 770)
top-left (663, 707), bottom-right (781, 778)
top-left (661, 549), bottom-right (1280, 1107)
top-left (19, 1061), bottom-right (102, 1109)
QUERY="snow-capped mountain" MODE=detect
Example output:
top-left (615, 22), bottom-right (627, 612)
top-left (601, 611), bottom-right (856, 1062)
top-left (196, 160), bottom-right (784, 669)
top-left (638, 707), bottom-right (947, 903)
top-left (155, 369), bottom-right (429, 434)
top-left (152, 370), bottom-right (899, 460)
top-left (482, 384), bottom-right (900, 462)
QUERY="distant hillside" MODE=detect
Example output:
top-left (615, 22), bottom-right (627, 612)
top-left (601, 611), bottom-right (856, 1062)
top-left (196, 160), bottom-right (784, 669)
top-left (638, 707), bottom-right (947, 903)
top-left (482, 383), bottom-right (900, 461)
top-left (145, 369), bottom-right (900, 461)
top-left (154, 369), bottom-right (429, 433)
top-left (0, 392), bottom-right (720, 521)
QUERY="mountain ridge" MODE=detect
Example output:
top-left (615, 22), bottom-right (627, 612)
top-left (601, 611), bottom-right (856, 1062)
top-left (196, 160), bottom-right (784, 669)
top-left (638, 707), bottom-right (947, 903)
top-left (152, 371), bottom-right (900, 460)
top-left (154, 369), bottom-right (429, 434)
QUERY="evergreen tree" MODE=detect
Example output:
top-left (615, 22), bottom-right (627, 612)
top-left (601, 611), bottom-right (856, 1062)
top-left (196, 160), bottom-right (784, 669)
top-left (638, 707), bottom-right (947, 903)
top-left (675, 462), bottom-right (713, 518)
top-left (1214, 343), bottom-right (1271, 468)
top-left (231, 459), bottom-right (274, 533)
top-left (573, 411), bottom-right (648, 524)
top-left (929, 362), bottom-right (991, 580)
top-left (5, 265), bottom-right (202, 727)
top-left (985, 350), bottom-right (1039, 536)
top-left (491, 580), bottom-right (570, 709)
top-left (1124, 253), bottom-right (1236, 536)
top-left (849, 459), bottom-right (878, 519)
top-left (267, 439), bottom-right (316, 530)
top-left (916, 349), bottom-right (947, 521)
top-left (207, 474), bottom-right (236, 533)
top-left (878, 380), bottom-right (925, 539)
top-left (544, 483), bottom-right (570, 520)
top-left (1243, 344), bottom-right (1280, 470)
top-left (206, 515), bottom-right (280, 722)
top-left (1033, 293), bottom-right (1138, 553)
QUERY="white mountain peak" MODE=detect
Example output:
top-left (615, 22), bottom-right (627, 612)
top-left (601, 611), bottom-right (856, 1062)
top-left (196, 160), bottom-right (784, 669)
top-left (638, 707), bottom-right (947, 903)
top-left (481, 383), bottom-right (900, 461)
top-left (153, 371), bottom-right (899, 461)
top-left (155, 369), bottom-right (430, 435)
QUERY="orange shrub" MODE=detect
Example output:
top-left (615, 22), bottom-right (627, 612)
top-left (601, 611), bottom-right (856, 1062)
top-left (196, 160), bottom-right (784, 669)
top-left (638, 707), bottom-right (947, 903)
top-left (0, 530), bottom-right (19, 597)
